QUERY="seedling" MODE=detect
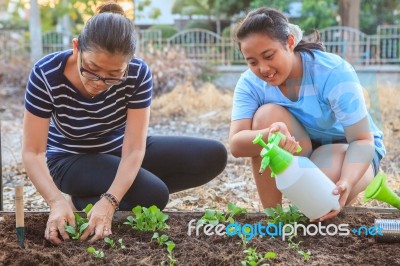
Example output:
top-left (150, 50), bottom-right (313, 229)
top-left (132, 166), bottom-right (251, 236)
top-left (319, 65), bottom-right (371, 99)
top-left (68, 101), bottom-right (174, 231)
top-left (196, 209), bottom-right (226, 227)
top-left (264, 204), bottom-right (308, 232)
top-left (124, 205), bottom-right (169, 231)
top-left (65, 204), bottom-right (93, 240)
top-left (241, 247), bottom-right (277, 266)
top-left (226, 202), bottom-right (248, 223)
top-left (197, 202), bottom-right (247, 227)
top-left (118, 238), bottom-right (126, 249)
top-left (86, 246), bottom-right (104, 259)
top-left (165, 240), bottom-right (176, 266)
top-left (152, 233), bottom-right (176, 266)
top-left (104, 237), bottom-right (126, 249)
top-left (152, 232), bottom-right (169, 246)
top-left (288, 235), bottom-right (312, 261)
top-left (298, 250), bottom-right (312, 261)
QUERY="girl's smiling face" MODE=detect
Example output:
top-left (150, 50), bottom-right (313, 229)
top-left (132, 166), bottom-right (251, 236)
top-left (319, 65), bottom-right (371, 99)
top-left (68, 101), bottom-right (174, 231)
top-left (240, 33), bottom-right (298, 87)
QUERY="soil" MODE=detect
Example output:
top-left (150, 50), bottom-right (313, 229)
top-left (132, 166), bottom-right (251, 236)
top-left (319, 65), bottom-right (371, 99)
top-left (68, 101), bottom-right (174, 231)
top-left (1, 210), bottom-right (400, 266)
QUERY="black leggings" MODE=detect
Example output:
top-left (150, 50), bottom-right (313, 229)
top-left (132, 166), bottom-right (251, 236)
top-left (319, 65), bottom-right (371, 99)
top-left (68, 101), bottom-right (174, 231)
top-left (47, 136), bottom-right (227, 211)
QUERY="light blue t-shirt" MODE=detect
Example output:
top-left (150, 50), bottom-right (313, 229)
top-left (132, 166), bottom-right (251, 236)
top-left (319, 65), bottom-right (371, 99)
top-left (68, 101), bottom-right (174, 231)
top-left (232, 50), bottom-right (385, 158)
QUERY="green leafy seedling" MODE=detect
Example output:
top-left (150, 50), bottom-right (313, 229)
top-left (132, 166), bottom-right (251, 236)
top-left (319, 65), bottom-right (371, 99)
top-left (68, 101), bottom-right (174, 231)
top-left (104, 237), bottom-right (116, 249)
top-left (152, 232), bottom-right (169, 246)
top-left (124, 205), bottom-right (169, 232)
top-left (226, 202), bottom-right (247, 223)
top-left (118, 238), bottom-right (126, 249)
top-left (298, 250), bottom-right (312, 261)
top-left (288, 235), bottom-right (302, 249)
top-left (166, 240), bottom-right (176, 266)
top-left (288, 235), bottom-right (312, 261)
top-left (197, 203), bottom-right (247, 228)
top-left (196, 209), bottom-right (226, 227)
top-left (241, 247), bottom-right (277, 266)
top-left (264, 204), bottom-right (308, 233)
top-left (104, 237), bottom-right (126, 249)
top-left (86, 246), bottom-right (104, 259)
top-left (65, 203), bottom-right (93, 240)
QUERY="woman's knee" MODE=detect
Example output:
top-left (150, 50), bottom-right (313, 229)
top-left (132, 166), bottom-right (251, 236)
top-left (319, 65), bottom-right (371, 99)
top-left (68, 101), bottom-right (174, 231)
top-left (207, 139), bottom-right (228, 177)
top-left (121, 170), bottom-right (170, 211)
top-left (252, 104), bottom-right (291, 130)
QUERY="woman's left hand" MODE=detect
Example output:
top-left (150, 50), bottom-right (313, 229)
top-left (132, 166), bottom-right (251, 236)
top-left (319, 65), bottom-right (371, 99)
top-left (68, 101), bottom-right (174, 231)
top-left (318, 180), bottom-right (352, 222)
top-left (80, 197), bottom-right (116, 243)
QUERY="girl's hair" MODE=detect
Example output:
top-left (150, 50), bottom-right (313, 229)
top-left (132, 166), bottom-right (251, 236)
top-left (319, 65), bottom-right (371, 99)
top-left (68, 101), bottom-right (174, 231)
top-left (235, 7), bottom-right (324, 57)
top-left (78, 1), bottom-right (135, 57)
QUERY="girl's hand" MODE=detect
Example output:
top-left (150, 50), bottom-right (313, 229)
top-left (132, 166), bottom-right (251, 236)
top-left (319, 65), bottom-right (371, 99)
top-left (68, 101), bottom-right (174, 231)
top-left (318, 180), bottom-right (352, 221)
top-left (80, 197), bottom-right (115, 243)
top-left (269, 122), bottom-right (300, 154)
top-left (45, 198), bottom-right (75, 245)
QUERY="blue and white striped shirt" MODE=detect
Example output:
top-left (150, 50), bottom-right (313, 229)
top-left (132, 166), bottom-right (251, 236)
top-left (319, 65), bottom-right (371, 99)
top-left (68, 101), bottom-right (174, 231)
top-left (25, 50), bottom-right (152, 159)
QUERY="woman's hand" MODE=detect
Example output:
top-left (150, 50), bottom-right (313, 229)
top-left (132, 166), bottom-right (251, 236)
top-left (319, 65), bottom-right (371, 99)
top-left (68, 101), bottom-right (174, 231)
top-left (80, 197), bottom-right (115, 243)
top-left (318, 180), bottom-right (352, 221)
top-left (45, 198), bottom-right (75, 245)
top-left (269, 122), bottom-right (300, 154)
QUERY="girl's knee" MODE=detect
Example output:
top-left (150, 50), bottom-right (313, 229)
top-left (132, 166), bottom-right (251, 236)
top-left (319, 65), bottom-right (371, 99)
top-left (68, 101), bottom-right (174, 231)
top-left (252, 104), bottom-right (290, 130)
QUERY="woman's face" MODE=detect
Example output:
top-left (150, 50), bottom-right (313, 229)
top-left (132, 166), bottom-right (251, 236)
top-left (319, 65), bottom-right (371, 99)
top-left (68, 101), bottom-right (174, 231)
top-left (240, 33), bottom-right (296, 87)
top-left (78, 50), bottom-right (129, 98)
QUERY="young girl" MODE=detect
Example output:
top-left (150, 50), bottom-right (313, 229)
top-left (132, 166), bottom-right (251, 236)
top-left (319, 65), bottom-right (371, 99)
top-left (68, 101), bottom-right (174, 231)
top-left (22, 2), bottom-right (227, 244)
top-left (229, 7), bottom-right (385, 221)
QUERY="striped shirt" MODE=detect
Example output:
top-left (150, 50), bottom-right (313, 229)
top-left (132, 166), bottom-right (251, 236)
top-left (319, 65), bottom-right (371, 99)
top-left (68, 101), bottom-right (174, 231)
top-left (25, 50), bottom-right (152, 159)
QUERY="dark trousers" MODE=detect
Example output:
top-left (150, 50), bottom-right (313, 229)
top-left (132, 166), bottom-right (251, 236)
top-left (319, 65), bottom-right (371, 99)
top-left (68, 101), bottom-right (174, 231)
top-left (47, 136), bottom-right (227, 211)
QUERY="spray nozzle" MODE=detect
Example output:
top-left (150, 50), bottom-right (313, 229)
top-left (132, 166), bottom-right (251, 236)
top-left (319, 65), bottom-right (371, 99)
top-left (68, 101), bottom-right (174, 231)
top-left (253, 132), bottom-right (302, 176)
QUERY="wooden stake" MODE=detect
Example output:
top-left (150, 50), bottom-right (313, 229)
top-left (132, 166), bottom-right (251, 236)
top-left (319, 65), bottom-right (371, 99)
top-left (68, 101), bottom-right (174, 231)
top-left (15, 184), bottom-right (25, 248)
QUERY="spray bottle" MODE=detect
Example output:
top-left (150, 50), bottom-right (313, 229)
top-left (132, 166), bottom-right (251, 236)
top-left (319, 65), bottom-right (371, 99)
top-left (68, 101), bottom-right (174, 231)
top-left (253, 132), bottom-right (340, 220)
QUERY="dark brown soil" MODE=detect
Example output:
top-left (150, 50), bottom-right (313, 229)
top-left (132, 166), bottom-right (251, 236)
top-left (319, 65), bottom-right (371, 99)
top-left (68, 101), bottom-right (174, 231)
top-left (1, 211), bottom-right (400, 265)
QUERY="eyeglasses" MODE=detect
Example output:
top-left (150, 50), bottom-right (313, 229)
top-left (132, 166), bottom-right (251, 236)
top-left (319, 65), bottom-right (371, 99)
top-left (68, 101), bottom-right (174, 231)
top-left (79, 52), bottom-right (129, 85)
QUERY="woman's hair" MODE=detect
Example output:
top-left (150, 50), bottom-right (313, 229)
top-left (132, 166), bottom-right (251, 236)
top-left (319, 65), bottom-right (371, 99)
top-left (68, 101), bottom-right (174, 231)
top-left (235, 7), bottom-right (324, 57)
top-left (78, 1), bottom-right (136, 57)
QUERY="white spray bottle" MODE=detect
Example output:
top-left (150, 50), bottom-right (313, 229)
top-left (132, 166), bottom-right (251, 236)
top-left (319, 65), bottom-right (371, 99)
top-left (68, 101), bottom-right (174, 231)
top-left (253, 132), bottom-right (340, 220)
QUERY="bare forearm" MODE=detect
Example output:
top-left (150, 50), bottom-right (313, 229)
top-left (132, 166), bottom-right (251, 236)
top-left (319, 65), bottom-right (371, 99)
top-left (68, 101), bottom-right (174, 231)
top-left (107, 149), bottom-right (145, 202)
top-left (22, 152), bottom-right (64, 206)
top-left (230, 128), bottom-right (270, 158)
top-left (340, 139), bottom-right (375, 186)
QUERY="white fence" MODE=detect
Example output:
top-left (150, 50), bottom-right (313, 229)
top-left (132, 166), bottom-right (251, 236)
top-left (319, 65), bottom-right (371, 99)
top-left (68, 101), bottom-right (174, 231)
top-left (1, 26), bottom-right (400, 66)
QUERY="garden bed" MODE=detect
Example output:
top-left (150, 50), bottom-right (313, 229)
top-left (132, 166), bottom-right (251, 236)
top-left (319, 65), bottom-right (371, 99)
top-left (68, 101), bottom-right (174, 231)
top-left (1, 207), bottom-right (400, 265)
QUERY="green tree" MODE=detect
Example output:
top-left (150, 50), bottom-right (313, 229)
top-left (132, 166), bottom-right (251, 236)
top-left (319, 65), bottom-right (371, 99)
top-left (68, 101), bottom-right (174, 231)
top-left (250, 0), bottom-right (294, 13)
top-left (360, 0), bottom-right (400, 34)
top-left (300, 0), bottom-right (337, 34)
top-left (172, 0), bottom-right (252, 34)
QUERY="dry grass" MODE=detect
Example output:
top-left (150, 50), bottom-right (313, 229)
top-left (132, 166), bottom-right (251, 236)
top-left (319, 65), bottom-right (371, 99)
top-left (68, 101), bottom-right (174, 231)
top-left (151, 82), bottom-right (233, 123)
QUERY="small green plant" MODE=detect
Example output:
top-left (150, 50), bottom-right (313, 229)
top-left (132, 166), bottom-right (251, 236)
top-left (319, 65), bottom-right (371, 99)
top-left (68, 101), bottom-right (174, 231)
top-left (196, 209), bottom-right (226, 227)
top-left (241, 247), bottom-right (277, 266)
top-left (152, 232), bottom-right (169, 246)
top-left (197, 202), bottom-right (247, 227)
top-left (298, 250), bottom-right (312, 261)
top-left (288, 235), bottom-right (312, 261)
top-left (165, 240), bottom-right (176, 266)
top-left (264, 204), bottom-right (308, 233)
top-left (124, 205), bottom-right (169, 231)
top-left (288, 235), bottom-right (302, 249)
top-left (104, 237), bottom-right (126, 249)
top-left (152, 233), bottom-right (176, 266)
top-left (226, 202), bottom-right (248, 223)
top-left (65, 204), bottom-right (93, 240)
top-left (239, 233), bottom-right (248, 249)
top-left (118, 238), bottom-right (126, 249)
top-left (86, 246), bottom-right (104, 259)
